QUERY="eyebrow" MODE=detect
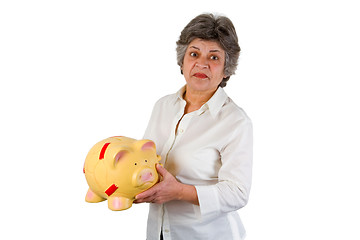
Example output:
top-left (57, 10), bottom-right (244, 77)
top-left (189, 46), bottom-right (221, 53)
top-left (189, 46), bottom-right (200, 50)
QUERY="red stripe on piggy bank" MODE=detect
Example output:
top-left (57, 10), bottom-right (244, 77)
top-left (84, 136), bottom-right (161, 211)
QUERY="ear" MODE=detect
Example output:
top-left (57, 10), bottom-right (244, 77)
top-left (141, 141), bottom-right (155, 151)
top-left (134, 139), bottom-right (156, 151)
top-left (114, 150), bottom-right (128, 166)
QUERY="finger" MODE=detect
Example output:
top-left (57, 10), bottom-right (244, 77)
top-left (134, 193), bottom-right (152, 203)
top-left (136, 190), bottom-right (152, 200)
top-left (136, 184), bottom-right (159, 200)
top-left (134, 196), bottom-right (153, 203)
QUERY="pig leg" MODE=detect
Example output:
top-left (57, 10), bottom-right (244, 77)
top-left (85, 188), bottom-right (105, 203)
top-left (107, 196), bottom-right (133, 211)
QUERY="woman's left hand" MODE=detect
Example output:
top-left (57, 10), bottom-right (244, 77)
top-left (134, 164), bottom-right (183, 204)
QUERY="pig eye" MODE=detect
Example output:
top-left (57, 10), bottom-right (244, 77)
top-left (134, 163), bottom-right (137, 165)
top-left (145, 160), bottom-right (148, 162)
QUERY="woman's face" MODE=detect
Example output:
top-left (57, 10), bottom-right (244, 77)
top-left (182, 38), bottom-right (226, 94)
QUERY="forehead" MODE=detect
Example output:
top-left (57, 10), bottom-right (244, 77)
top-left (188, 38), bottom-right (225, 52)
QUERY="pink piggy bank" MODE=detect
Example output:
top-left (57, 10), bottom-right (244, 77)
top-left (84, 136), bottom-right (161, 211)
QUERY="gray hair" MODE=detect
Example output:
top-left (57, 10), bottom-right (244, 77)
top-left (176, 13), bottom-right (241, 88)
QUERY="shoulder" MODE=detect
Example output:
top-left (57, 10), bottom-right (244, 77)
top-left (149, 91), bottom-right (181, 117)
top-left (153, 92), bottom-right (177, 109)
top-left (221, 99), bottom-right (253, 146)
top-left (220, 96), bottom-right (252, 125)
top-left (156, 93), bottom-right (176, 104)
top-left (153, 86), bottom-right (185, 108)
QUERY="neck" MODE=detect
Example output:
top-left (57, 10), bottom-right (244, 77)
top-left (183, 85), bottom-right (218, 113)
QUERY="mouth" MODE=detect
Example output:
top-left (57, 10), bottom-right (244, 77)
top-left (193, 73), bottom-right (208, 79)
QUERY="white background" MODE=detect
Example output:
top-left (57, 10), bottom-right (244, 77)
top-left (1, 0), bottom-right (359, 239)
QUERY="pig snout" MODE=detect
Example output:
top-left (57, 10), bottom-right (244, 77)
top-left (132, 168), bottom-right (156, 187)
top-left (140, 170), bottom-right (154, 182)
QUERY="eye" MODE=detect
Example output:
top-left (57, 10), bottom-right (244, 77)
top-left (134, 163), bottom-right (137, 165)
top-left (190, 52), bottom-right (198, 57)
top-left (145, 160), bottom-right (148, 162)
top-left (210, 55), bottom-right (219, 60)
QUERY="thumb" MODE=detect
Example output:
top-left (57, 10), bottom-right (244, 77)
top-left (156, 163), bottom-right (168, 177)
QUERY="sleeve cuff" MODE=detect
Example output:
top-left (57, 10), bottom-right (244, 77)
top-left (195, 185), bottom-right (221, 220)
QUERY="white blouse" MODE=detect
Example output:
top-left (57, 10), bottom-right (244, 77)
top-left (143, 86), bottom-right (253, 240)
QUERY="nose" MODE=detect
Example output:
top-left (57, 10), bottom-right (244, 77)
top-left (140, 171), bottom-right (153, 182)
top-left (196, 57), bottom-right (209, 69)
top-left (196, 63), bottom-right (208, 69)
top-left (132, 168), bottom-right (156, 187)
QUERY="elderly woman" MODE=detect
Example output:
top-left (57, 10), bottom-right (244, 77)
top-left (135, 13), bottom-right (253, 240)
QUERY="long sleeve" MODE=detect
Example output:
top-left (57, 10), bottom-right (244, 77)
top-left (195, 117), bottom-right (253, 219)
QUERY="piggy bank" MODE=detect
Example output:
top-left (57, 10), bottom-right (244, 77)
top-left (83, 136), bottom-right (160, 211)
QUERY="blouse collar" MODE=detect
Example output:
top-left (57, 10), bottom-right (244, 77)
top-left (174, 85), bottom-right (228, 118)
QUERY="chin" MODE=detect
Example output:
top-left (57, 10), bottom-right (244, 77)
top-left (186, 80), bottom-right (215, 92)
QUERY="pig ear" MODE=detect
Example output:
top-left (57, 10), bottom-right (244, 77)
top-left (114, 150), bottom-right (128, 165)
top-left (141, 141), bottom-right (155, 151)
